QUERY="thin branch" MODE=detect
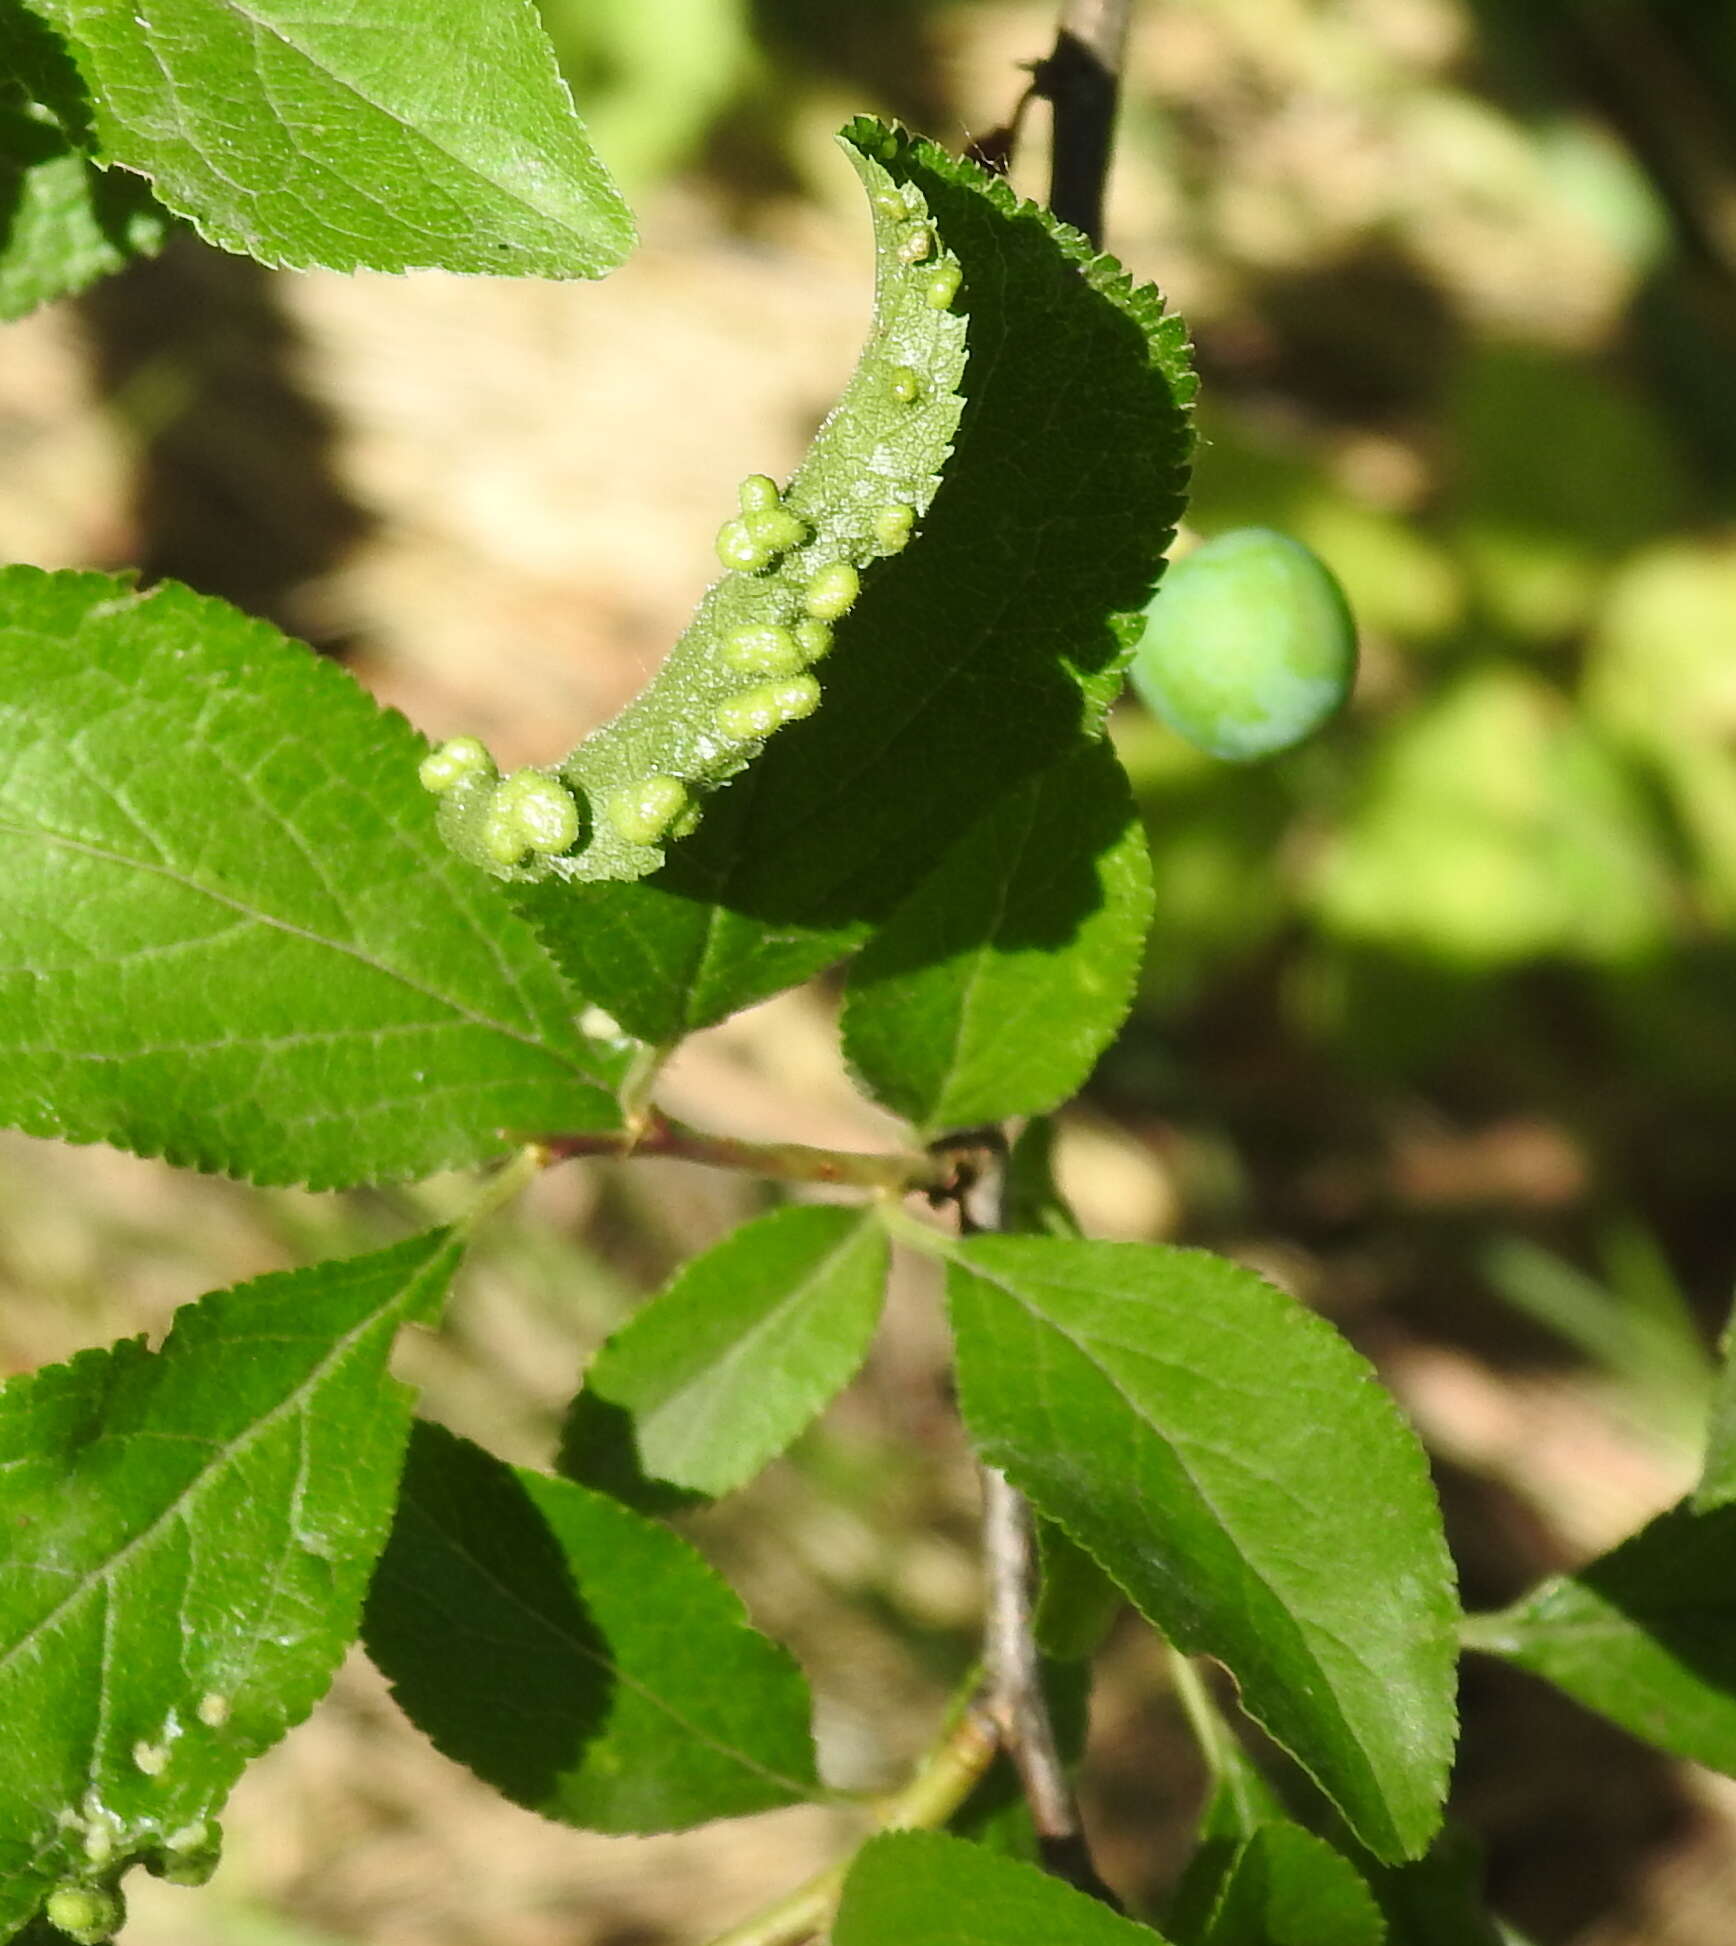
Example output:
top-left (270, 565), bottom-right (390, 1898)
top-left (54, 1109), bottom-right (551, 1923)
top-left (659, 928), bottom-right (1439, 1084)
top-left (704, 1692), bottom-right (999, 1946)
top-left (1034, 0), bottom-right (1133, 249)
top-left (958, 1136), bottom-right (1118, 1904)
top-left (981, 1469), bottom-right (1073, 1833)
top-left (968, 0), bottom-right (1133, 250)
top-left (536, 1107), bottom-right (962, 1197)
top-left (453, 1143), bottom-right (548, 1236)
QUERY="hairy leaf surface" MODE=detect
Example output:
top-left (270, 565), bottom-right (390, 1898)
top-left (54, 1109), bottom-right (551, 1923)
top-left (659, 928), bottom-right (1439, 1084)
top-left (1462, 1499), bottom-right (1736, 1774)
top-left (0, 567), bottom-right (621, 1187)
top-left (526, 119), bottom-right (1193, 1043)
top-left (18, 0), bottom-right (633, 275)
top-left (947, 1237), bottom-right (1458, 1861)
top-left (842, 739), bottom-right (1152, 1133)
top-left (0, 1233), bottom-right (458, 1932)
top-left (560, 1203), bottom-right (887, 1506)
top-left (835, 1830), bottom-right (1173, 1946)
top-left (364, 1422), bottom-right (820, 1833)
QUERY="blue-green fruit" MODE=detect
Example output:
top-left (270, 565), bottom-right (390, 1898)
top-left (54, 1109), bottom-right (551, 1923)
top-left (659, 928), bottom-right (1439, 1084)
top-left (1129, 528), bottom-right (1358, 762)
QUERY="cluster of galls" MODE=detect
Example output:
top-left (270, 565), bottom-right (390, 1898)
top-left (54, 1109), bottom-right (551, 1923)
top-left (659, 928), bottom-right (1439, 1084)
top-left (419, 464), bottom-right (919, 863)
top-left (417, 737), bottom-right (579, 871)
top-left (419, 177), bottom-right (958, 872)
top-left (41, 1819), bottom-right (222, 1946)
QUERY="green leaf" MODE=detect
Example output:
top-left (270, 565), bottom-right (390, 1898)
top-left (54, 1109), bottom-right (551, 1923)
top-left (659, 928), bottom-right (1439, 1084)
top-left (0, 4), bottom-right (171, 319)
top-left (1462, 1498), bottom-right (1736, 1774)
top-left (559, 1203), bottom-right (887, 1507)
top-left (524, 119), bottom-right (1193, 1044)
top-left (0, 1232), bottom-right (459, 1929)
top-left (1033, 1518), bottom-right (1124, 1662)
top-left (20, 0), bottom-right (634, 276)
top-left (946, 1237), bottom-right (1459, 1862)
top-left (1003, 1115), bottom-right (1083, 1240)
top-left (1199, 1825), bottom-right (1384, 1946)
top-left (0, 566), bottom-right (621, 1188)
top-left (363, 1421), bottom-right (820, 1833)
top-left (842, 740), bottom-right (1153, 1134)
top-left (1357, 1828), bottom-right (1504, 1946)
top-left (1163, 1751), bottom-right (1288, 1943)
top-left (834, 1830), bottom-right (1173, 1946)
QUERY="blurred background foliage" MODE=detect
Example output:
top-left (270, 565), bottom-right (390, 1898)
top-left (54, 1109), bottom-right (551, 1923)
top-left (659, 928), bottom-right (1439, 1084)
top-left (3, 3), bottom-right (1735, 1943)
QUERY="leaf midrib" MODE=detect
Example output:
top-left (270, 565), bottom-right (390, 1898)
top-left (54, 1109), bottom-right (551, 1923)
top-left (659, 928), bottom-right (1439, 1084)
top-left (0, 811), bottom-right (590, 1078)
top-left (403, 1478), bottom-right (818, 1801)
top-left (0, 1250), bottom-right (444, 1722)
top-left (956, 1254), bottom-right (1398, 1829)
top-left (634, 1215), bottom-right (879, 1487)
top-left (120, 0), bottom-right (608, 244)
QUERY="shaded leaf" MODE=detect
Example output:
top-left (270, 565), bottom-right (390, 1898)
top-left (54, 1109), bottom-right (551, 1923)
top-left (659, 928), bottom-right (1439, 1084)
top-left (490, 122), bottom-right (966, 891)
top-left (1033, 1519), bottom-right (1124, 1662)
top-left (1357, 1827), bottom-right (1505, 1946)
top-left (0, 567), bottom-right (621, 1188)
top-left (0, 1233), bottom-right (459, 1927)
top-left (842, 739), bottom-right (1153, 1135)
top-left (0, 3), bottom-right (171, 319)
top-left (1164, 1748), bottom-right (1289, 1944)
top-left (364, 1421), bottom-right (820, 1833)
top-left (1003, 1115), bottom-right (1083, 1240)
top-left (560, 1203), bottom-right (887, 1507)
top-left (1462, 1498), bottom-right (1736, 1774)
top-left (527, 120), bottom-right (1193, 1042)
top-left (1200, 1824), bottom-right (1384, 1946)
top-left (947, 1237), bottom-right (1459, 1861)
top-left (21, 0), bottom-right (634, 275)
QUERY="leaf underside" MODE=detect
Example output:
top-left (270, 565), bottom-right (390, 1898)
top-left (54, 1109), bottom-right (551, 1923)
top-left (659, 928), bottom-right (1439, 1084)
top-left (487, 125), bottom-right (969, 889)
top-left (523, 118), bottom-right (1194, 1044)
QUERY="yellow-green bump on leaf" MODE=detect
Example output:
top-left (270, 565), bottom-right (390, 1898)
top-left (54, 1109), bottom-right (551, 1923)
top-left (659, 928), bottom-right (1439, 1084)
top-left (440, 119), bottom-right (970, 886)
top-left (512, 119), bottom-right (1194, 1046)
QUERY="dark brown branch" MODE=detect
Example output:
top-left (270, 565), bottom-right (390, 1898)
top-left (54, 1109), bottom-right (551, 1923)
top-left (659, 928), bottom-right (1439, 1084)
top-left (1032, 0), bottom-right (1133, 249)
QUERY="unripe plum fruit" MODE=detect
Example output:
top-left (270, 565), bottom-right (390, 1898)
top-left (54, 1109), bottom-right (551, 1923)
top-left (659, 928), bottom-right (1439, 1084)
top-left (1129, 527), bottom-right (1358, 761)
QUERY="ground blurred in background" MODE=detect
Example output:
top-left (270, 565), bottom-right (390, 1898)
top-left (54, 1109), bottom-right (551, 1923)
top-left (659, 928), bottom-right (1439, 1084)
top-left (3, 3), bottom-right (1735, 1942)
